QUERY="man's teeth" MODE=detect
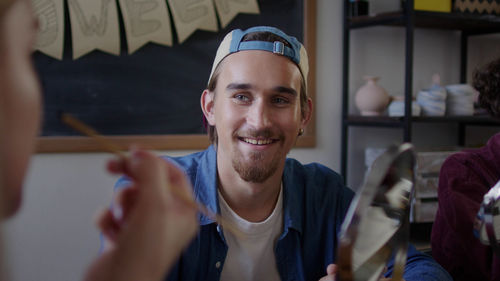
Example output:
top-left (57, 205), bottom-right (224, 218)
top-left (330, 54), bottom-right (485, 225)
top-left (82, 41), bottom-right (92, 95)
top-left (243, 138), bottom-right (273, 145)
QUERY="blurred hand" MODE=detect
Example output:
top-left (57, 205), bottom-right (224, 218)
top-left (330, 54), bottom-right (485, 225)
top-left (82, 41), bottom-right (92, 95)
top-left (319, 264), bottom-right (337, 281)
top-left (85, 148), bottom-right (198, 281)
top-left (318, 264), bottom-right (405, 281)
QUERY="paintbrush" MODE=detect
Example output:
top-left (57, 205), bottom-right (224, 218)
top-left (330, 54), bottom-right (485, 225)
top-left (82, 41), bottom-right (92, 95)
top-left (60, 113), bottom-right (243, 238)
top-left (60, 113), bottom-right (126, 158)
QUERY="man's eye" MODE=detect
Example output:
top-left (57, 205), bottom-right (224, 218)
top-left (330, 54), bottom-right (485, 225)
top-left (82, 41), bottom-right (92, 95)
top-left (272, 97), bottom-right (289, 104)
top-left (234, 94), bottom-right (250, 102)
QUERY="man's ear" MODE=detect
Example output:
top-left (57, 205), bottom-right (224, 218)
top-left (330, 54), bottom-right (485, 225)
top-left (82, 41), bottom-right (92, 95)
top-left (300, 97), bottom-right (313, 129)
top-left (201, 89), bottom-right (216, 126)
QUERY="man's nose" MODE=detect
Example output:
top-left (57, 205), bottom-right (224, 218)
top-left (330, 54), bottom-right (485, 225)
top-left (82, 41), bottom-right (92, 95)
top-left (246, 100), bottom-right (272, 129)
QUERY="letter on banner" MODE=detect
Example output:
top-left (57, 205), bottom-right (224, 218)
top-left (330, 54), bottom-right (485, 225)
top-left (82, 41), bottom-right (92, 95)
top-left (32, 0), bottom-right (64, 60)
top-left (214, 0), bottom-right (259, 28)
top-left (68, 0), bottom-right (120, 59)
top-left (118, 0), bottom-right (173, 54)
top-left (168, 0), bottom-right (218, 43)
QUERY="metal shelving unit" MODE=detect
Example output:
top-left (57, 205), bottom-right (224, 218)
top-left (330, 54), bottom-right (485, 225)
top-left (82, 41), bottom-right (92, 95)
top-left (340, 0), bottom-right (500, 183)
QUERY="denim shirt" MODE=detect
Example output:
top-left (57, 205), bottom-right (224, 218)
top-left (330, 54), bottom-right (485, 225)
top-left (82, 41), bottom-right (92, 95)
top-left (114, 145), bottom-right (452, 281)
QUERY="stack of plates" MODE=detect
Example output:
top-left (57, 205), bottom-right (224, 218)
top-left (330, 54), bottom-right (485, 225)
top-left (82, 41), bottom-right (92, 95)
top-left (445, 84), bottom-right (476, 116)
top-left (417, 86), bottom-right (447, 116)
top-left (388, 101), bottom-right (421, 117)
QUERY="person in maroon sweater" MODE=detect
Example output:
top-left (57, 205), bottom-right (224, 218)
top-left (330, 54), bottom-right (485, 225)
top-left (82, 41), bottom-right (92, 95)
top-left (432, 57), bottom-right (500, 281)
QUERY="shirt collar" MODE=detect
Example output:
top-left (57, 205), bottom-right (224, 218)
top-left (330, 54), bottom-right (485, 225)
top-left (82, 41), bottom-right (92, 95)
top-left (193, 145), bottom-right (219, 225)
top-left (193, 145), bottom-right (305, 235)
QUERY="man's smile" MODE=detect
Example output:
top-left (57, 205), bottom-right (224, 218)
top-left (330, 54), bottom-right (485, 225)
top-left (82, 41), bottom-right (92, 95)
top-left (239, 137), bottom-right (278, 145)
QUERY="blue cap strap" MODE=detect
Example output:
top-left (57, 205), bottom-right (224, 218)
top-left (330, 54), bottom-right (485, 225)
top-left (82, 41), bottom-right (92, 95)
top-left (236, 41), bottom-right (297, 64)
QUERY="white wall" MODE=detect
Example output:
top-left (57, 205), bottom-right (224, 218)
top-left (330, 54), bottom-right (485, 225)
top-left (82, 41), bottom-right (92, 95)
top-left (3, 0), bottom-right (500, 280)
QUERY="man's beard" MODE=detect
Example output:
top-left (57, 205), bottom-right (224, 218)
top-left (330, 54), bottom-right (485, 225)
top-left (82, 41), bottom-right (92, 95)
top-left (232, 150), bottom-right (281, 183)
top-left (231, 128), bottom-right (283, 183)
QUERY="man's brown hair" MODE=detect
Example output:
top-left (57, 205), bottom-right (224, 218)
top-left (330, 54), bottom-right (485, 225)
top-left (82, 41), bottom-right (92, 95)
top-left (473, 57), bottom-right (500, 117)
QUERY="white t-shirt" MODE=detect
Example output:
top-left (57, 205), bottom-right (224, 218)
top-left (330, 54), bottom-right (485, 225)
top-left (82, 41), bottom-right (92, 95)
top-left (218, 185), bottom-right (283, 281)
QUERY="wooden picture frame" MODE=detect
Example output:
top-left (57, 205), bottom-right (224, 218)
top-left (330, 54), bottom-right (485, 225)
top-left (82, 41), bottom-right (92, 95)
top-left (36, 0), bottom-right (317, 152)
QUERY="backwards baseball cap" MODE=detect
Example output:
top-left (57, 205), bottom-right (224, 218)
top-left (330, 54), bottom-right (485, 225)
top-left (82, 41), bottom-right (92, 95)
top-left (208, 26), bottom-right (309, 87)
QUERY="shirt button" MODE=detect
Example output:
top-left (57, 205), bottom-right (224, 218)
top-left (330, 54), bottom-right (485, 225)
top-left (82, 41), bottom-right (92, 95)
top-left (215, 261), bottom-right (221, 269)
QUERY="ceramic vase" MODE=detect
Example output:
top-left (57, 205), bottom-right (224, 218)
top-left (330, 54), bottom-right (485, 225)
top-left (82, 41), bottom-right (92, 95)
top-left (355, 76), bottom-right (390, 116)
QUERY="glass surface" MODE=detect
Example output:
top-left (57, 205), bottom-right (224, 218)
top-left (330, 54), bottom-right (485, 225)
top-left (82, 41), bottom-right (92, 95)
top-left (338, 143), bottom-right (415, 281)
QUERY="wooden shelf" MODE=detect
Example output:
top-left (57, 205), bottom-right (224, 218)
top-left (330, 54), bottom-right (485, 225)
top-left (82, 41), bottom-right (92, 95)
top-left (349, 10), bottom-right (500, 34)
top-left (345, 115), bottom-right (404, 127)
top-left (349, 11), bottom-right (406, 29)
top-left (413, 115), bottom-right (500, 125)
top-left (340, 0), bottom-right (500, 183)
top-left (346, 115), bottom-right (500, 127)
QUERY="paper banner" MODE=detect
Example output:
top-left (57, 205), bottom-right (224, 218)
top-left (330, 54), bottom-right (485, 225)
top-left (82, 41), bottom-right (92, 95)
top-left (214, 0), bottom-right (259, 28)
top-left (32, 0), bottom-right (64, 60)
top-left (168, 0), bottom-right (218, 43)
top-left (68, 0), bottom-right (120, 59)
top-left (118, 0), bottom-right (173, 54)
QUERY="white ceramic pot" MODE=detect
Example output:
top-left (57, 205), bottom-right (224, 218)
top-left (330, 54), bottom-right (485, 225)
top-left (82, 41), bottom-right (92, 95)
top-left (355, 76), bottom-right (390, 116)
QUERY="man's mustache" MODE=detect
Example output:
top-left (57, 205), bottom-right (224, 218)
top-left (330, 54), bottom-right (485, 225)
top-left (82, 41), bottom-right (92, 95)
top-left (234, 128), bottom-right (283, 140)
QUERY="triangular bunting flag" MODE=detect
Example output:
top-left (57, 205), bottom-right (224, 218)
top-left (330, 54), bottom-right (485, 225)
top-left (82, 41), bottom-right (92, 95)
top-left (118, 0), bottom-right (173, 54)
top-left (32, 0), bottom-right (65, 60)
top-left (68, 0), bottom-right (120, 59)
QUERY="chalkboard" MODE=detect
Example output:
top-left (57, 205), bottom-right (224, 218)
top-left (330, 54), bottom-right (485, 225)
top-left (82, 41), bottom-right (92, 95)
top-left (36, 0), bottom-right (316, 152)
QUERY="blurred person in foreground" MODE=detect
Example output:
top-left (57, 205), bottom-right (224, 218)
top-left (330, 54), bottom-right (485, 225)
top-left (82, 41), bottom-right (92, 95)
top-left (0, 0), bottom-right (198, 280)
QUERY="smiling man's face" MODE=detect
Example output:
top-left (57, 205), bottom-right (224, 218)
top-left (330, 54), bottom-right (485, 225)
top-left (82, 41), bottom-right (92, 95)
top-left (203, 50), bottom-right (307, 183)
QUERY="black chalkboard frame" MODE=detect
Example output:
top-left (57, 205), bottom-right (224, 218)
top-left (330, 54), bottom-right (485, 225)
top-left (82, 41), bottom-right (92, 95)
top-left (36, 0), bottom-right (317, 152)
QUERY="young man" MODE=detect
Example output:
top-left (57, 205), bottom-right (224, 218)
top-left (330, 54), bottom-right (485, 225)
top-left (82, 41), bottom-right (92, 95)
top-left (115, 26), bottom-right (451, 281)
top-left (0, 0), bottom-right (198, 280)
